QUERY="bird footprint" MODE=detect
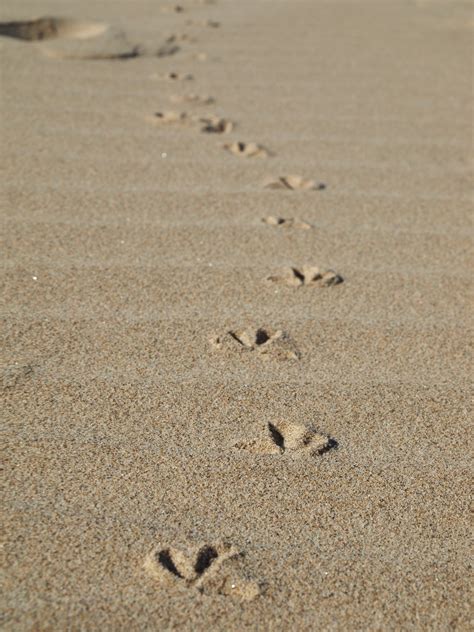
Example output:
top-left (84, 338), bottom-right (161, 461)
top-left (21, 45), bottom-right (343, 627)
top-left (153, 71), bottom-right (194, 81)
top-left (264, 175), bottom-right (325, 191)
top-left (267, 266), bottom-right (343, 287)
top-left (144, 541), bottom-right (260, 600)
top-left (223, 142), bottom-right (270, 158)
top-left (211, 328), bottom-right (300, 360)
top-left (262, 216), bottom-right (312, 230)
top-left (147, 110), bottom-right (189, 125)
top-left (170, 93), bottom-right (215, 105)
top-left (235, 421), bottom-right (338, 457)
top-left (200, 116), bottom-right (234, 133)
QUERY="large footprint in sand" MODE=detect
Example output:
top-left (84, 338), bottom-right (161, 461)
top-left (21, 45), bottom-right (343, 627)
top-left (0, 17), bottom-right (108, 41)
top-left (144, 540), bottom-right (261, 601)
top-left (0, 16), bottom-right (142, 60)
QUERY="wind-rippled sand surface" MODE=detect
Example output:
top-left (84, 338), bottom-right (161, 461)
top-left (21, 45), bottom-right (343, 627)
top-left (2, 0), bottom-right (472, 629)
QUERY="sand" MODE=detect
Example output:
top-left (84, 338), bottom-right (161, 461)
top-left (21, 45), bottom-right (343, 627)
top-left (1, 0), bottom-right (472, 629)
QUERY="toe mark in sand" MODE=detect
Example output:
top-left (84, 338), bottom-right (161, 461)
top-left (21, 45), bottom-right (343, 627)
top-left (267, 266), bottom-right (343, 288)
top-left (235, 421), bottom-right (337, 457)
top-left (157, 550), bottom-right (184, 579)
top-left (194, 546), bottom-right (219, 575)
top-left (224, 142), bottom-right (270, 158)
top-left (264, 175), bottom-right (326, 191)
top-left (2, 364), bottom-right (34, 390)
top-left (268, 422), bottom-right (285, 450)
top-left (146, 542), bottom-right (235, 587)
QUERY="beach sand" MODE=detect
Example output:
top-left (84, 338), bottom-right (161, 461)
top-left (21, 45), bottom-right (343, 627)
top-left (1, 0), bottom-right (472, 629)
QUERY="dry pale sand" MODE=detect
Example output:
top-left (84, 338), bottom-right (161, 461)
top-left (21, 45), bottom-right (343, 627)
top-left (1, 0), bottom-right (473, 629)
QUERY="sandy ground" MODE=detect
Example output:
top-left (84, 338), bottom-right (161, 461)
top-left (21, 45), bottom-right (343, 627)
top-left (1, 0), bottom-right (473, 629)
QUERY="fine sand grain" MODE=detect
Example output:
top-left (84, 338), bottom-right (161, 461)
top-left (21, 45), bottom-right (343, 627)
top-left (1, 0), bottom-right (472, 630)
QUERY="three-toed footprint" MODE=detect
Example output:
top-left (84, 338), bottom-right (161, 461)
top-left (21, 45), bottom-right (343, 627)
top-left (146, 112), bottom-right (236, 136)
top-left (152, 71), bottom-right (194, 81)
top-left (170, 94), bottom-right (215, 105)
top-left (186, 19), bottom-right (220, 28)
top-left (234, 421), bottom-right (338, 457)
top-left (144, 540), bottom-right (261, 600)
top-left (264, 175), bottom-right (326, 191)
top-left (266, 266), bottom-right (343, 288)
top-left (147, 110), bottom-right (189, 125)
top-left (156, 42), bottom-right (181, 57)
top-left (160, 4), bottom-right (186, 13)
top-left (262, 216), bottom-right (313, 230)
top-left (165, 33), bottom-right (197, 44)
top-left (223, 142), bottom-right (271, 158)
top-left (200, 116), bottom-right (234, 133)
top-left (210, 328), bottom-right (301, 360)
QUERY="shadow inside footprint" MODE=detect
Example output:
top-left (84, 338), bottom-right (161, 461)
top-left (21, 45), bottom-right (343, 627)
top-left (195, 546), bottom-right (219, 575)
top-left (228, 328), bottom-right (277, 349)
top-left (268, 423), bottom-right (285, 450)
top-left (255, 328), bottom-right (271, 345)
top-left (158, 550), bottom-right (184, 578)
